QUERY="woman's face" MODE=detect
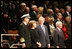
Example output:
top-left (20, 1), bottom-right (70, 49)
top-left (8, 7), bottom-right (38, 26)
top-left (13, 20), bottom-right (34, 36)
top-left (33, 23), bottom-right (37, 28)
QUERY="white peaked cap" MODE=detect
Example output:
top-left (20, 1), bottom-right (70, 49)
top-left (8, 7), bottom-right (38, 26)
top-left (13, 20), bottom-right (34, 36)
top-left (21, 14), bottom-right (30, 18)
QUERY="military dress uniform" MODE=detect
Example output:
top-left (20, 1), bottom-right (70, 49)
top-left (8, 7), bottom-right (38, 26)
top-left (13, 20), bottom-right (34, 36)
top-left (18, 14), bottom-right (31, 48)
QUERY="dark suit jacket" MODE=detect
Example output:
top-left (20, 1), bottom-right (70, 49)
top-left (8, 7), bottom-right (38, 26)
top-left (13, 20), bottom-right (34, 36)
top-left (17, 9), bottom-right (27, 25)
top-left (36, 25), bottom-right (50, 48)
top-left (53, 28), bottom-right (65, 48)
top-left (18, 22), bottom-right (31, 48)
top-left (65, 22), bottom-right (71, 40)
top-left (30, 11), bottom-right (38, 20)
top-left (65, 11), bottom-right (71, 16)
top-left (44, 21), bottom-right (56, 35)
top-left (30, 29), bottom-right (39, 48)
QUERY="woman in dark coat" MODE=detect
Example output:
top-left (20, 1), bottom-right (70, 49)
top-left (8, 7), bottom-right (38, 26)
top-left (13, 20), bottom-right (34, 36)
top-left (28, 20), bottom-right (41, 48)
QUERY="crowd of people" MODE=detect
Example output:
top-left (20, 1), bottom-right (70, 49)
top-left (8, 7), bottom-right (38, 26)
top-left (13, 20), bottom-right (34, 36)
top-left (1, 0), bottom-right (71, 48)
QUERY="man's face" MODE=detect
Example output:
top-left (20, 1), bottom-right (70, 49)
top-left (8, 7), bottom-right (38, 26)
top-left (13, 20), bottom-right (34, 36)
top-left (55, 8), bottom-right (60, 13)
top-left (21, 5), bottom-right (26, 10)
top-left (38, 19), bottom-right (45, 25)
top-left (24, 18), bottom-right (30, 24)
top-left (66, 17), bottom-right (71, 22)
top-left (67, 6), bottom-right (71, 12)
top-left (34, 6), bottom-right (37, 11)
top-left (60, 9), bottom-right (65, 14)
top-left (58, 15), bottom-right (63, 19)
top-left (58, 23), bottom-right (62, 28)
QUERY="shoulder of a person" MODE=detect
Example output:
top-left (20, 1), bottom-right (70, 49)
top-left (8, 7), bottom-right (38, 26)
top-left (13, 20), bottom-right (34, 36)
top-left (31, 11), bottom-right (34, 13)
top-left (53, 29), bottom-right (58, 35)
top-left (36, 25), bottom-right (40, 29)
top-left (20, 23), bottom-right (24, 26)
top-left (37, 25), bottom-right (40, 27)
top-left (54, 28), bottom-right (58, 32)
top-left (19, 10), bottom-right (22, 12)
top-left (54, 19), bottom-right (58, 22)
top-left (44, 25), bottom-right (47, 27)
top-left (30, 29), bottom-right (33, 32)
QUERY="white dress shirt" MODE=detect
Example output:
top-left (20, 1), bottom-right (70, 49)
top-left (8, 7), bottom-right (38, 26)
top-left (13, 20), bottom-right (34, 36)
top-left (40, 25), bottom-right (46, 35)
top-left (57, 27), bottom-right (61, 31)
top-left (23, 21), bottom-right (27, 25)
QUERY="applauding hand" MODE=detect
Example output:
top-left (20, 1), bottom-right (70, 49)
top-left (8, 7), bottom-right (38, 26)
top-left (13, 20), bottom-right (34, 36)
top-left (36, 42), bottom-right (41, 48)
top-left (22, 43), bottom-right (26, 48)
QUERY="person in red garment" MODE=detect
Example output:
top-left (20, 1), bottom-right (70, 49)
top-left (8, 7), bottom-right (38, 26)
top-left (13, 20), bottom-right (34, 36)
top-left (62, 25), bottom-right (68, 40)
top-left (61, 21), bottom-right (68, 48)
top-left (61, 21), bottom-right (68, 40)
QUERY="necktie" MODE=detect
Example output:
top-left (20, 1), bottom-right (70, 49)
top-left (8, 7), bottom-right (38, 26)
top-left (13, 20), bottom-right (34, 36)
top-left (42, 25), bottom-right (46, 35)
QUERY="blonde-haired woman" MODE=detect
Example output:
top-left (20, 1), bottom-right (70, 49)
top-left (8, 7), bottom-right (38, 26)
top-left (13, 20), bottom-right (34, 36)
top-left (48, 17), bottom-right (55, 38)
top-left (28, 20), bottom-right (41, 48)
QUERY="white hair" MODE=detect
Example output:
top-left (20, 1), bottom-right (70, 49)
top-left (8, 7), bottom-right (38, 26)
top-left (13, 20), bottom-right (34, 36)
top-left (38, 16), bottom-right (45, 21)
top-left (56, 21), bottom-right (62, 27)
